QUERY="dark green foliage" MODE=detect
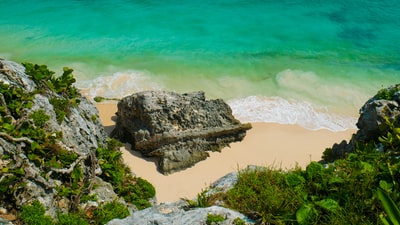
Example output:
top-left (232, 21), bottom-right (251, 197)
top-left (233, 217), bottom-right (246, 225)
top-left (23, 62), bottom-right (54, 82)
top-left (30, 109), bottom-right (50, 127)
top-left (92, 200), bottom-right (130, 225)
top-left (57, 212), bottom-right (89, 225)
top-left (93, 96), bottom-right (105, 102)
top-left (0, 83), bottom-right (33, 118)
top-left (97, 139), bottom-right (156, 209)
top-left (118, 177), bottom-right (156, 209)
top-left (19, 201), bottom-right (54, 225)
top-left (376, 85), bottom-right (400, 100)
top-left (49, 97), bottom-right (69, 124)
top-left (23, 62), bottom-right (79, 99)
top-left (223, 167), bottom-right (303, 224)
top-left (23, 62), bottom-right (81, 124)
top-left (210, 120), bottom-right (400, 224)
top-left (206, 213), bottom-right (225, 225)
top-left (377, 188), bottom-right (400, 225)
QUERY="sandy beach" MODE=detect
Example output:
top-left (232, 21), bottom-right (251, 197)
top-left (96, 102), bottom-right (356, 203)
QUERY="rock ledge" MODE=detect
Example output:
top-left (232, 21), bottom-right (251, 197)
top-left (111, 91), bottom-right (251, 174)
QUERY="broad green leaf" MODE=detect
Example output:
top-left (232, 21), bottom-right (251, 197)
top-left (286, 173), bottom-right (305, 187)
top-left (296, 203), bottom-right (316, 225)
top-left (306, 161), bottom-right (324, 180)
top-left (316, 198), bottom-right (340, 213)
top-left (380, 214), bottom-right (395, 225)
top-left (380, 180), bottom-right (393, 192)
top-left (30, 142), bottom-right (41, 151)
top-left (360, 162), bottom-right (374, 174)
top-left (377, 188), bottom-right (400, 225)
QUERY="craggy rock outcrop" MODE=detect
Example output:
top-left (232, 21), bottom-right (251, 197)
top-left (323, 84), bottom-right (400, 162)
top-left (107, 201), bottom-right (254, 225)
top-left (111, 91), bottom-right (252, 174)
top-left (0, 59), bottom-right (121, 221)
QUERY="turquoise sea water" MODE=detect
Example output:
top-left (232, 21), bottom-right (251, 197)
top-left (0, 0), bottom-right (399, 130)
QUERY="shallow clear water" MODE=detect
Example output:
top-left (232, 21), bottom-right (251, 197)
top-left (1, 0), bottom-right (399, 130)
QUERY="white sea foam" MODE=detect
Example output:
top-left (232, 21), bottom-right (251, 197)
top-left (228, 96), bottom-right (357, 132)
top-left (77, 70), bottom-right (162, 100)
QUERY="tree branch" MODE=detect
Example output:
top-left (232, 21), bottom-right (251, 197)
top-left (0, 132), bottom-right (33, 143)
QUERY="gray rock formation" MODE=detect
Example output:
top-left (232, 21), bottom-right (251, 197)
top-left (111, 91), bottom-right (252, 174)
top-left (0, 59), bottom-right (120, 220)
top-left (323, 84), bottom-right (400, 162)
top-left (107, 201), bottom-right (254, 225)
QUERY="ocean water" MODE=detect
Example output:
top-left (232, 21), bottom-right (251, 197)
top-left (0, 0), bottom-right (399, 131)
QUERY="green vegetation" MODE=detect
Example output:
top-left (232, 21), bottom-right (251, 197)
top-left (376, 84), bottom-right (400, 100)
top-left (93, 96), bottom-right (120, 103)
top-left (20, 201), bottom-right (54, 225)
top-left (97, 139), bottom-right (156, 209)
top-left (19, 200), bottom-right (129, 225)
top-left (206, 213), bottom-right (226, 225)
top-left (92, 200), bottom-right (130, 225)
top-left (197, 123), bottom-right (400, 224)
top-left (183, 189), bottom-right (214, 209)
top-left (197, 84), bottom-right (400, 225)
top-left (233, 217), bottom-right (246, 225)
top-left (57, 212), bottom-right (89, 225)
top-left (377, 188), bottom-right (400, 225)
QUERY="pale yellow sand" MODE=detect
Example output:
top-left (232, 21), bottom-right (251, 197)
top-left (96, 102), bottom-right (356, 203)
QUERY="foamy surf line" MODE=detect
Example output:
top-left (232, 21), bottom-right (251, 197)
top-left (77, 72), bottom-right (357, 132)
top-left (228, 96), bottom-right (357, 132)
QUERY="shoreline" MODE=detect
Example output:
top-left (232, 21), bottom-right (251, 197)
top-left (95, 102), bottom-right (356, 203)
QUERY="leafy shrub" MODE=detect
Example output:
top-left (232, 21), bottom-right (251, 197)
top-left (233, 217), bottom-right (246, 225)
top-left (57, 212), bottom-right (89, 225)
top-left (29, 109), bottom-right (50, 127)
top-left (206, 213), bottom-right (225, 225)
top-left (49, 97), bottom-right (69, 124)
top-left (210, 128), bottom-right (400, 224)
top-left (97, 139), bottom-right (156, 209)
top-left (223, 167), bottom-right (304, 224)
top-left (376, 85), bottom-right (400, 100)
top-left (19, 201), bottom-right (54, 225)
top-left (92, 200), bottom-right (129, 225)
top-left (23, 62), bottom-right (79, 99)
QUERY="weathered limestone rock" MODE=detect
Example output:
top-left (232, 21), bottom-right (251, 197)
top-left (111, 91), bottom-right (251, 174)
top-left (324, 84), bottom-right (400, 162)
top-left (0, 59), bottom-right (117, 219)
top-left (107, 202), bottom-right (254, 225)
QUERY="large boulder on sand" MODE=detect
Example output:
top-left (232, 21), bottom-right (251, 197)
top-left (111, 91), bottom-right (252, 174)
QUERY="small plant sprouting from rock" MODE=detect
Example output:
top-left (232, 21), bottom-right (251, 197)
top-left (92, 200), bottom-right (130, 225)
top-left (206, 213), bottom-right (226, 225)
top-left (19, 200), bottom-right (54, 225)
top-left (183, 189), bottom-right (214, 210)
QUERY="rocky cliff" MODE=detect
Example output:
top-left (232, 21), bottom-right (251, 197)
top-left (0, 59), bottom-right (154, 224)
top-left (111, 91), bottom-right (252, 174)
